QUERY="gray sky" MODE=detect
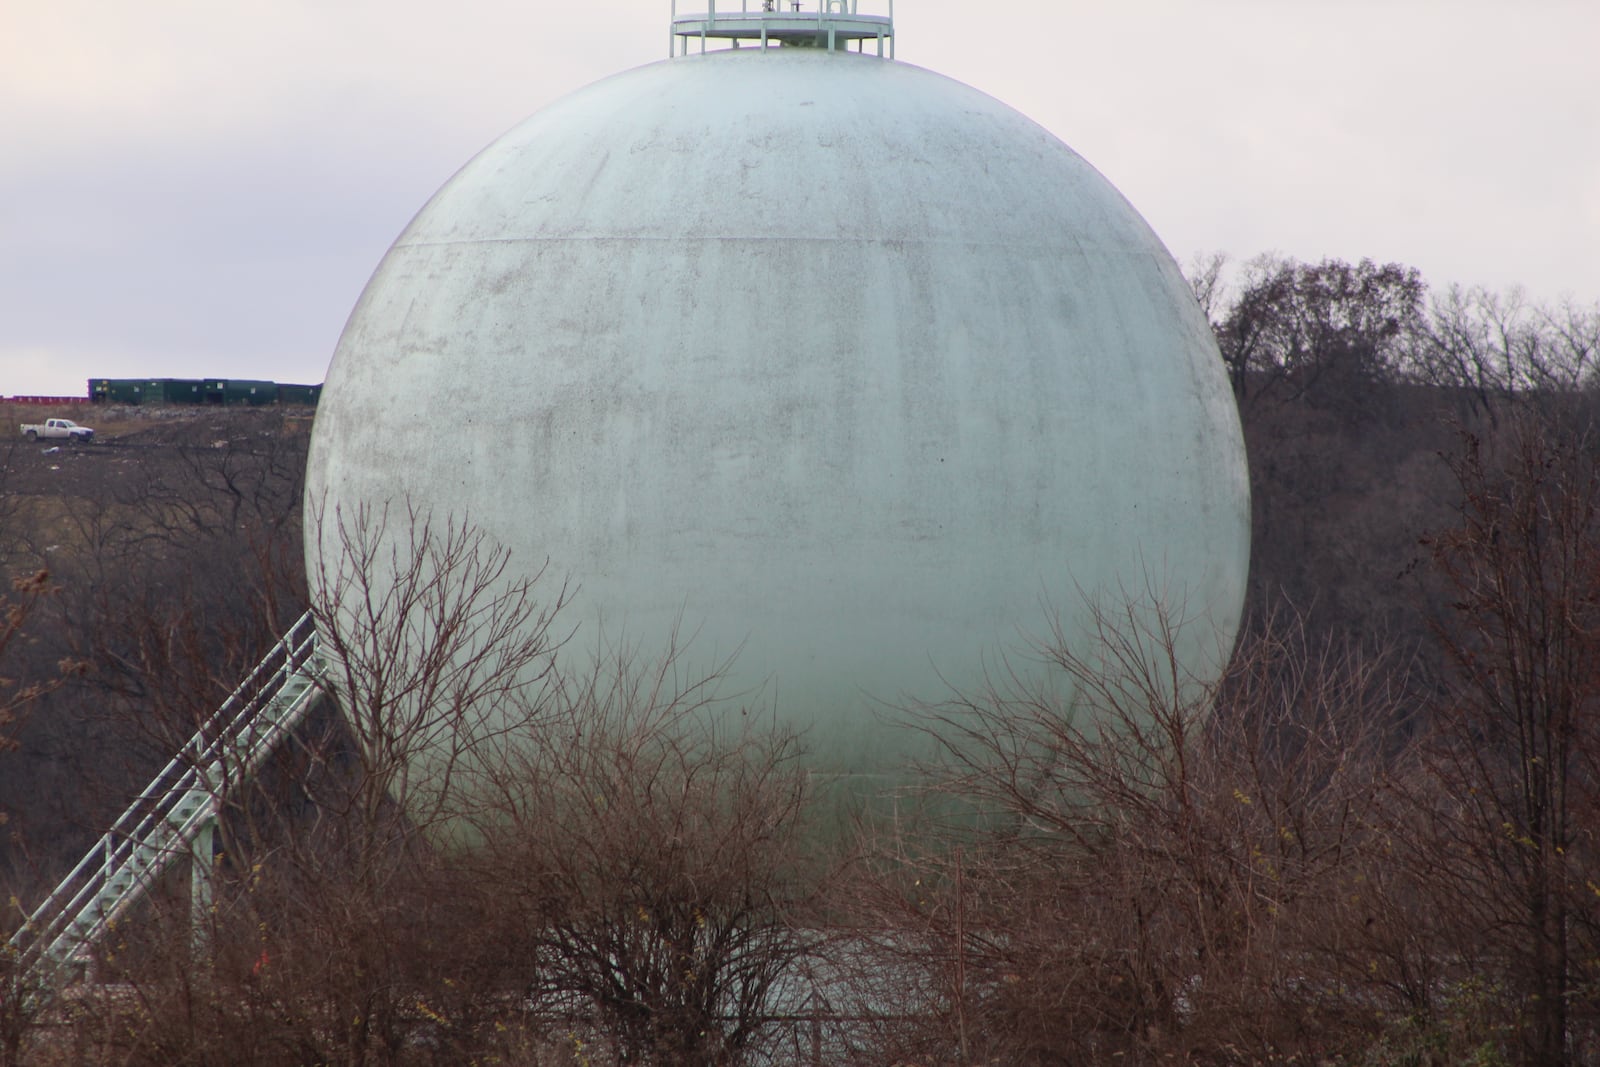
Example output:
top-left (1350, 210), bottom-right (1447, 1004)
top-left (3, 1), bottom-right (1597, 397)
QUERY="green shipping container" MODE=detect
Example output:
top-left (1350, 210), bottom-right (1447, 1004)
top-left (157, 379), bottom-right (207, 404)
top-left (89, 378), bottom-right (156, 404)
top-left (90, 377), bottom-right (208, 405)
top-left (203, 379), bottom-right (278, 406)
top-left (276, 383), bottom-right (322, 406)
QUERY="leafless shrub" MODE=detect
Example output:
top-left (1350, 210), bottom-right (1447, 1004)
top-left (1403, 407), bottom-right (1600, 1066)
top-left (0, 570), bottom-right (61, 758)
top-left (842, 601), bottom-right (1413, 1065)
top-left (458, 635), bottom-right (826, 1067)
top-left (0, 568), bottom-right (86, 1067)
top-left (16, 501), bottom-right (571, 1066)
top-left (304, 495), bottom-right (570, 848)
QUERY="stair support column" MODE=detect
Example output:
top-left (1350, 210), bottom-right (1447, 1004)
top-left (190, 817), bottom-right (217, 961)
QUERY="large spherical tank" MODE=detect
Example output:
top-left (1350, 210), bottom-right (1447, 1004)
top-left (305, 47), bottom-right (1250, 780)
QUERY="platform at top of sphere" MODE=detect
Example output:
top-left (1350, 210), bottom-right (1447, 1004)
top-left (671, 0), bottom-right (895, 57)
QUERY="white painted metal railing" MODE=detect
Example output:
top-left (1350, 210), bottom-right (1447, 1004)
top-left (5, 611), bottom-right (325, 1000)
top-left (670, 0), bottom-right (894, 57)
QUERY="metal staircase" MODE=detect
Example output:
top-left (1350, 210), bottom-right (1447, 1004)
top-left (5, 610), bottom-right (325, 998)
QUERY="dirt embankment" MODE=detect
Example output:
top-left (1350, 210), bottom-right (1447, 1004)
top-left (1, 403), bottom-right (313, 887)
top-left (1, 402), bottom-right (314, 503)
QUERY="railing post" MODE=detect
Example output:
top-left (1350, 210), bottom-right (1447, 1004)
top-left (190, 817), bottom-right (216, 962)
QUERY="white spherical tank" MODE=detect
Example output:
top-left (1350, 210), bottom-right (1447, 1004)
top-left (305, 46), bottom-right (1250, 778)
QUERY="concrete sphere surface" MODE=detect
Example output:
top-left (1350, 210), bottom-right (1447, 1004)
top-left (305, 48), bottom-right (1250, 775)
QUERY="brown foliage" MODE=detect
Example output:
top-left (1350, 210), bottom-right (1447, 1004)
top-left (841, 605), bottom-right (1414, 1065)
top-left (305, 496), bottom-right (570, 845)
top-left (0, 570), bottom-right (63, 753)
top-left (1411, 404), bottom-right (1600, 1067)
top-left (10, 266), bottom-right (1600, 1065)
top-left (459, 642), bottom-right (825, 1066)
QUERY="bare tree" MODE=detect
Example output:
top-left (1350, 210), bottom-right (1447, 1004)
top-left (1411, 285), bottom-right (1600, 420)
top-left (1415, 407), bottom-right (1600, 1067)
top-left (460, 637), bottom-right (825, 1067)
top-left (34, 500), bottom-right (571, 1067)
top-left (1215, 255), bottom-right (1424, 409)
top-left (9, 485), bottom-right (840, 1066)
top-left (0, 571), bottom-right (59, 758)
top-left (1184, 250), bottom-right (1231, 328)
top-left (843, 603), bottom-right (1412, 1065)
top-left (0, 569), bottom-right (78, 1067)
top-left (304, 496), bottom-right (570, 850)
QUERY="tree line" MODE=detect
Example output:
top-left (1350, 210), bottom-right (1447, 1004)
top-left (1, 260), bottom-right (1599, 1065)
top-left (1189, 252), bottom-right (1600, 412)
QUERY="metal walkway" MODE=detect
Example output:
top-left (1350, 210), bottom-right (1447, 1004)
top-left (670, 0), bottom-right (894, 56)
top-left (5, 611), bottom-right (324, 997)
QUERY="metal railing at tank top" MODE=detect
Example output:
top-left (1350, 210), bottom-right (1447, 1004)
top-left (670, 0), bottom-right (894, 57)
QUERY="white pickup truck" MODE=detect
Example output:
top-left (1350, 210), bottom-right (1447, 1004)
top-left (21, 418), bottom-right (95, 443)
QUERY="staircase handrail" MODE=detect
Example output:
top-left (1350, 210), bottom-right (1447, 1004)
top-left (6, 609), bottom-right (322, 982)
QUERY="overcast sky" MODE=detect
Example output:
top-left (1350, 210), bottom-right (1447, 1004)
top-left (3, 1), bottom-right (1596, 398)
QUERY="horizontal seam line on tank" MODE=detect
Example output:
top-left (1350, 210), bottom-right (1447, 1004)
top-left (394, 236), bottom-right (1148, 252)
